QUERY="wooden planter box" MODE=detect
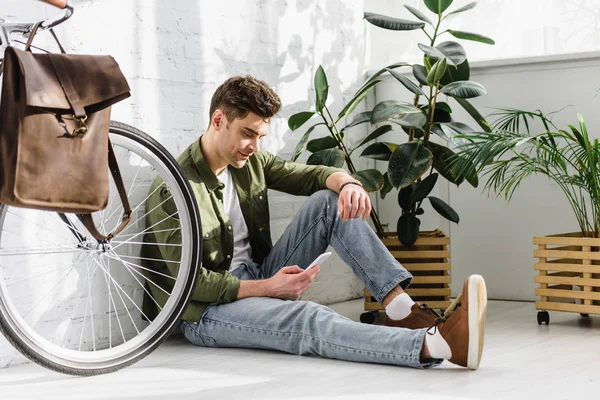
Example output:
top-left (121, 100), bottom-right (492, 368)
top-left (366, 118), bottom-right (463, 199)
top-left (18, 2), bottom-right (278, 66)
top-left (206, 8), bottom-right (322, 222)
top-left (362, 230), bottom-right (451, 321)
top-left (533, 232), bottom-right (600, 321)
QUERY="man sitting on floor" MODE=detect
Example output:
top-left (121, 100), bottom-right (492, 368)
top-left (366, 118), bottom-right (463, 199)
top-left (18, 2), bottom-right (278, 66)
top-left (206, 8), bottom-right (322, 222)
top-left (142, 75), bottom-right (487, 370)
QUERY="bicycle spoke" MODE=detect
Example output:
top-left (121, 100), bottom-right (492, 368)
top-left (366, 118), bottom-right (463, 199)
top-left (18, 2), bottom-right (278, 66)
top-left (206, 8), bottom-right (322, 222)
top-left (105, 252), bottom-right (171, 297)
top-left (101, 253), bottom-right (176, 281)
top-left (90, 257), bottom-right (146, 333)
top-left (107, 251), bottom-right (163, 312)
top-left (111, 241), bottom-right (182, 247)
top-left (87, 258), bottom-right (96, 352)
top-left (99, 256), bottom-right (125, 346)
top-left (111, 210), bottom-right (179, 251)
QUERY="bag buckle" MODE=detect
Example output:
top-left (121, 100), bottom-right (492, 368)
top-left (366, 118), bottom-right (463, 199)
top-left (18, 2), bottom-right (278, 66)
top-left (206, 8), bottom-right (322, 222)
top-left (56, 114), bottom-right (88, 138)
top-left (72, 115), bottom-right (88, 136)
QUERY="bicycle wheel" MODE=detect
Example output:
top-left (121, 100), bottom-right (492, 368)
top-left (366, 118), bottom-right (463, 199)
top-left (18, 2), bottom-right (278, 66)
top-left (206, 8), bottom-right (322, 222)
top-left (0, 121), bottom-right (201, 375)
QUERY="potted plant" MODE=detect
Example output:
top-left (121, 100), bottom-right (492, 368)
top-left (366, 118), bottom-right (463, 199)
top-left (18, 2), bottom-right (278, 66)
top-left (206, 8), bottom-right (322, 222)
top-left (289, 0), bottom-right (493, 315)
top-left (450, 109), bottom-right (600, 324)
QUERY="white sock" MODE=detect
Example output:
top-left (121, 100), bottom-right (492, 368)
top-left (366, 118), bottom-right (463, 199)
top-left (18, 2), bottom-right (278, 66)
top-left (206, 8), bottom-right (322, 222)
top-left (425, 328), bottom-right (452, 359)
top-left (385, 293), bottom-right (415, 320)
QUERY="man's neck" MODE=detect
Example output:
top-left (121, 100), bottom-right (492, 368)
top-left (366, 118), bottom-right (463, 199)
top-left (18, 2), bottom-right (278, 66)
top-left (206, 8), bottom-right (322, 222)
top-left (199, 133), bottom-right (227, 176)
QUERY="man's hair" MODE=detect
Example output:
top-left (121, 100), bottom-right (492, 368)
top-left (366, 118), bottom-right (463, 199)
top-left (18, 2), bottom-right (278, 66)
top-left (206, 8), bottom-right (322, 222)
top-left (209, 75), bottom-right (281, 124)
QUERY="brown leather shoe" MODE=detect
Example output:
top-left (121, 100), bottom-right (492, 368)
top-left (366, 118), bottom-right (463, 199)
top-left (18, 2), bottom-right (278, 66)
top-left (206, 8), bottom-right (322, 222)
top-left (431, 274), bottom-right (487, 370)
top-left (385, 303), bottom-right (441, 329)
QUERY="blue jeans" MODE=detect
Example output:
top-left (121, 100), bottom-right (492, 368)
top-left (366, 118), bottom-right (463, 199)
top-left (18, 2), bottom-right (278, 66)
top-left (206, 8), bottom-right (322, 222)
top-left (181, 190), bottom-right (439, 368)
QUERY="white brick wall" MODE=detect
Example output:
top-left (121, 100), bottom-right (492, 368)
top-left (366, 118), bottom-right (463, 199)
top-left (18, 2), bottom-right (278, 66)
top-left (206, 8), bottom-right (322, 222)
top-left (0, 0), bottom-right (370, 367)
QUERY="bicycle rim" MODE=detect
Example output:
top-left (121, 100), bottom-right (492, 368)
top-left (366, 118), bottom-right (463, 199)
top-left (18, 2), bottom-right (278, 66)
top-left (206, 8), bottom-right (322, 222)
top-left (0, 122), bottom-right (201, 374)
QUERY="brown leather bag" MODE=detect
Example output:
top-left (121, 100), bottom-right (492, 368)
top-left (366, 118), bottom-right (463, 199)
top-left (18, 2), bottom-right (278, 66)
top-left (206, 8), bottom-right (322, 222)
top-left (0, 23), bottom-right (132, 240)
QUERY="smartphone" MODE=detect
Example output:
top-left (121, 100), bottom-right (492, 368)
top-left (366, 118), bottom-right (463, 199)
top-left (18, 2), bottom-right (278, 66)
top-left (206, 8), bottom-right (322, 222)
top-left (304, 252), bottom-right (332, 271)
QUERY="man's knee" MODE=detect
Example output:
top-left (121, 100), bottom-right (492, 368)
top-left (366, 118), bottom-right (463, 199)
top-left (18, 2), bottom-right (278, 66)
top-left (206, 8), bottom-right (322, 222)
top-left (305, 190), bottom-right (338, 215)
top-left (308, 189), bottom-right (338, 204)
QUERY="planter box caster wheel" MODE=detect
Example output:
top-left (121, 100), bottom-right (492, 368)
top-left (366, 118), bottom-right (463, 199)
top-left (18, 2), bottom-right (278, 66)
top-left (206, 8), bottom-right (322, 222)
top-left (581, 313), bottom-right (590, 317)
top-left (360, 311), bottom-right (377, 324)
top-left (537, 310), bottom-right (549, 325)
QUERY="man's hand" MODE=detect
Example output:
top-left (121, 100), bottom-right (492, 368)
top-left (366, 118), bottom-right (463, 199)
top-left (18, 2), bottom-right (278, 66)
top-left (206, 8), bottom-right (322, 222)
top-left (265, 265), bottom-right (320, 300)
top-left (338, 183), bottom-right (371, 221)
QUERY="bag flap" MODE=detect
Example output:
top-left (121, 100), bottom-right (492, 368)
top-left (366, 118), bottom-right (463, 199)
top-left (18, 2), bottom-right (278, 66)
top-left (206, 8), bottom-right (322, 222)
top-left (10, 47), bottom-right (130, 114)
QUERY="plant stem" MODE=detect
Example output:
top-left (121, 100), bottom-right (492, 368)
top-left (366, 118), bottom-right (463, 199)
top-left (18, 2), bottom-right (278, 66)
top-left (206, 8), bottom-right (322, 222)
top-left (425, 81), bottom-right (440, 144)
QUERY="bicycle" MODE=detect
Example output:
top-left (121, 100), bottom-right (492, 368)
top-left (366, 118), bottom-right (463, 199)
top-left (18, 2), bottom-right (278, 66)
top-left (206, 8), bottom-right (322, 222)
top-left (0, 0), bottom-right (202, 375)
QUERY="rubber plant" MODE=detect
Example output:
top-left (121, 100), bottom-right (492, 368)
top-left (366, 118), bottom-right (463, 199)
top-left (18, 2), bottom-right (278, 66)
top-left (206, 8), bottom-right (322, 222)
top-left (290, 1), bottom-right (494, 246)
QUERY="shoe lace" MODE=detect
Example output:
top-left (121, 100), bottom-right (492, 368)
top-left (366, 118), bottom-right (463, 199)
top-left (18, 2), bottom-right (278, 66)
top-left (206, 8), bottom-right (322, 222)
top-left (426, 315), bottom-right (448, 336)
top-left (426, 293), bottom-right (464, 336)
top-left (418, 303), bottom-right (441, 319)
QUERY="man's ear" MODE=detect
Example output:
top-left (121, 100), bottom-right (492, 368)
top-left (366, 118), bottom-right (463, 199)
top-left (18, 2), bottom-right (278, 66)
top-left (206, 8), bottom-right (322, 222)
top-left (212, 110), bottom-right (226, 130)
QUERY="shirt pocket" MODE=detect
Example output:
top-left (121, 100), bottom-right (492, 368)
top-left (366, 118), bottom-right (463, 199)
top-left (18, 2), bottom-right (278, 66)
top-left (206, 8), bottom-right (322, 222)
top-left (250, 187), bottom-right (269, 219)
top-left (201, 224), bottom-right (223, 269)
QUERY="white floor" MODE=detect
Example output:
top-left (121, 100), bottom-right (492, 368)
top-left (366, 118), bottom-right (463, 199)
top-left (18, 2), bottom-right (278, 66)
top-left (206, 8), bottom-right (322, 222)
top-left (0, 299), bottom-right (599, 400)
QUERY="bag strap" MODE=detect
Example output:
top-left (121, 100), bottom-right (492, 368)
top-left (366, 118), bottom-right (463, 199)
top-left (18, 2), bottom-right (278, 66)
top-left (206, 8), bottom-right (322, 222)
top-left (48, 54), bottom-right (86, 118)
top-left (81, 141), bottom-right (133, 241)
top-left (24, 22), bottom-right (66, 54)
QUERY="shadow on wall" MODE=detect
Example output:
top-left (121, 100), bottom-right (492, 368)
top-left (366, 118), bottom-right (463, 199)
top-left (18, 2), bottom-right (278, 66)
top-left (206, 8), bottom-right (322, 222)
top-left (211, 1), bottom-right (367, 158)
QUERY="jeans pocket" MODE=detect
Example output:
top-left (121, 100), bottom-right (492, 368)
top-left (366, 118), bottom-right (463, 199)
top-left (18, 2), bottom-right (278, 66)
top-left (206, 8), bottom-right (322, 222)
top-left (182, 320), bottom-right (220, 348)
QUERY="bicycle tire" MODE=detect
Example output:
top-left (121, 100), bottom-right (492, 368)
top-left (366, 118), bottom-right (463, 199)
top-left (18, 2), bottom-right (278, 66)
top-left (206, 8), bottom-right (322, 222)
top-left (0, 121), bottom-right (201, 375)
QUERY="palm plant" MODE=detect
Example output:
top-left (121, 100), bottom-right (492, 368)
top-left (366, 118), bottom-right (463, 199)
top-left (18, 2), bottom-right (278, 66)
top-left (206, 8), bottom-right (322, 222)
top-left (289, 0), bottom-right (493, 246)
top-left (450, 109), bottom-right (600, 237)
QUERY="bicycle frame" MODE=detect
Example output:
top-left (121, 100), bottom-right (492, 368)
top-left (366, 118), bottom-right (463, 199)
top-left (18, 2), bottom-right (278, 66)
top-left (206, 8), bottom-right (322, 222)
top-left (0, 4), bottom-right (73, 64)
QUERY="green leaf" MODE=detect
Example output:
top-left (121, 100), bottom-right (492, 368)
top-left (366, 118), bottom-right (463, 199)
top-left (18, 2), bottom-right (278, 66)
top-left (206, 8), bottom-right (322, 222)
top-left (435, 41), bottom-right (467, 65)
top-left (426, 58), bottom-right (447, 84)
top-left (352, 169), bottom-right (385, 192)
top-left (364, 12), bottom-right (425, 31)
top-left (453, 97), bottom-right (491, 132)
top-left (427, 141), bottom-right (464, 185)
top-left (411, 173), bottom-right (439, 203)
top-left (360, 142), bottom-right (398, 161)
top-left (448, 30), bottom-right (495, 45)
top-left (351, 125), bottom-right (393, 153)
top-left (338, 80), bottom-right (381, 120)
top-left (307, 148), bottom-right (345, 168)
top-left (404, 5), bottom-right (433, 25)
top-left (397, 214), bottom-right (420, 247)
top-left (440, 59), bottom-right (470, 86)
top-left (362, 62), bottom-right (410, 90)
top-left (398, 184), bottom-right (414, 210)
top-left (292, 123), bottom-right (322, 161)
top-left (431, 124), bottom-right (451, 141)
top-left (314, 65), bottom-right (329, 113)
top-left (370, 100), bottom-right (422, 124)
top-left (413, 64), bottom-right (428, 86)
top-left (429, 196), bottom-right (460, 223)
top-left (446, 2), bottom-right (476, 17)
top-left (424, 0), bottom-right (454, 14)
top-left (288, 111), bottom-right (315, 131)
top-left (342, 112), bottom-right (371, 130)
top-left (418, 43), bottom-right (452, 65)
top-left (428, 141), bottom-right (478, 187)
top-left (307, 136), bottom-right (339, 153)
top-left (435, 102), bottom-right (452, 113)
top-left (380, 172), bottom-right (394, 199)
top-left (388, 142), bottom-right (433, 188)
top-left (387, 68), bottom-right (425, 96)
top-left (439, 122), bottom-right (476, 140)
top-left (392, 112), bottom-right (427, 130)
top-left (440, 80), bottom-right (487, 98)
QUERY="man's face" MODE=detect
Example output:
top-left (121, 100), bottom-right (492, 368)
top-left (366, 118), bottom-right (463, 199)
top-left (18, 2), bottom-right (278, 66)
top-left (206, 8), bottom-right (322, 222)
top-left (214, 110), bottom-right (269, 169)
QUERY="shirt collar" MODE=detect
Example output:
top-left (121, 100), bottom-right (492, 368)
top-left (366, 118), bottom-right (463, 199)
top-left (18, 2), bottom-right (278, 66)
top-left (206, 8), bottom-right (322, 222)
top-left (190, 136), bottom-right (223, 193)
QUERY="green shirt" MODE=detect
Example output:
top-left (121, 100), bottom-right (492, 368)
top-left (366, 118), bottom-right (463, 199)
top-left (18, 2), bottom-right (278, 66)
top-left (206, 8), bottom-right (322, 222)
top-left (141, 138), bottom-right (344, 322)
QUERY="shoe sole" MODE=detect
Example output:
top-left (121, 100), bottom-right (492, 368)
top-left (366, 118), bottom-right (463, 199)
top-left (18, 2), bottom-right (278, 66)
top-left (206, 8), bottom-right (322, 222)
top-left (467, 274), bottom-right (487, 370)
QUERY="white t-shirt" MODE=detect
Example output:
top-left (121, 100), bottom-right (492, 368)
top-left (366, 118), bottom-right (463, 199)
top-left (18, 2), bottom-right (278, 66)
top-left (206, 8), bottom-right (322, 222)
top-left (216, 167), bottom-right (252, 271)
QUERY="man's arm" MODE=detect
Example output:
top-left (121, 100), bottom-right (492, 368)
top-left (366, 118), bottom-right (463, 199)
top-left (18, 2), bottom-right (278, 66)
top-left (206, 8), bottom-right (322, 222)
top-left (237, 265), bottom-right (320, 300)
top-left (325, 171), bottom-right (372, 221)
